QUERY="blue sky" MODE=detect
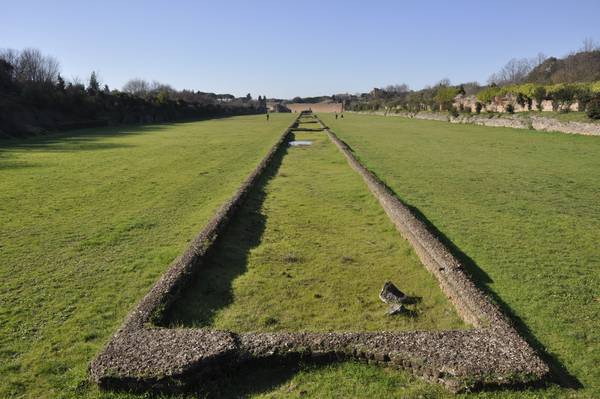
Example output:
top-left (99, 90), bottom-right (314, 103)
top-left (2, 0), bottom-right (600, 98)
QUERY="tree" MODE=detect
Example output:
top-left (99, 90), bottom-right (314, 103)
top-left (384, 83), bottom-right (409, 94)
top-left (88, 71), bottom-right (100, 93)
top-left (531, 52), bottom-right (548, 68)
top-left (586, 97), bottom-right (600, 119)
top-left (434, 86), bottom-right (460, 111)
top-left (56, 73), bottom-right (65, 91)
top-left (123, 78), bottom-right (150, 96)
top-left (0, 59), bottom-right (14, 91)
top-left (245, 93), bottom-right (252, 101)
top-left (551, 85), bottom-right (577, 112)
top-left (0, 48), bottom-right (60, 84)
top-left (533, 86), bottom-right (546, 111)
top-left (157, 90), bottom-right (170, 104)
top-left (488, 58), bottom-right (533, 85)
top-left (149, 80), bottom-right (173, 93)
top-left (581, 37), bottom-right (599, 52)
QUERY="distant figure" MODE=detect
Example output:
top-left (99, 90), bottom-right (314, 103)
top-left (266, 113), bottom-right (270, 121)
top-left (335, 113), bottom-right (338, 119)
top-left (341, 114), bottom-right (344, 118)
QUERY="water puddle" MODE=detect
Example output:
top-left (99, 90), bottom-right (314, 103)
top-left (290, 140), bottom-right (313, 146)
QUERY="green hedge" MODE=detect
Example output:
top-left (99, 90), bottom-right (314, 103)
top-left (476, 82), bottom-right (600, 105)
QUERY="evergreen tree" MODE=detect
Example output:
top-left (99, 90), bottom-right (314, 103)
top-left (56, 73), bottom-right (66, 91)
top-left (88, 71), bottom-right (100, 93)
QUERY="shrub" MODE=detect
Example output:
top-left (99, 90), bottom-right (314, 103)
top-left (587, 98), bottom-right (600, 119)
top-left (551, 85), bottom-right (577, 112)
top-left (449, 106), bottom-right (459, 118)
top-left (434, 86), bottom-right (460, 111)
top-left (477, 86), bottom-right (502, 103)
top-left (506, 104), bottom-right (515, 114)
top-left (532, 86), bottom-right (546, 111)
top-left (516, 93), bottom-right (527, 108)
top-left (575, 87), bottom-right (593, 111)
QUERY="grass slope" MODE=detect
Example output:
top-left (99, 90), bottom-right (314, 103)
top-left (316, 113), bottom-right (600, 398)
top-left (0, 114), bottom-right (295, 398)
top-left (166, 130), bottom-right (464, 332)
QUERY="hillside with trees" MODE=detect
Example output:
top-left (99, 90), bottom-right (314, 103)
top-left (526, 51), bottom-right (600, 84)
top-left (345, 41), bottom-right (600, 120)
top-left (0, 48), bottom-right (267, 138)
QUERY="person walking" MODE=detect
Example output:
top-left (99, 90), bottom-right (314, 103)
top-left (266, 113), bottom-right (270, 121)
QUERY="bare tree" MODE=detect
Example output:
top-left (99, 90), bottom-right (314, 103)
top-left (0, 48), bottom-right (60, 84)
top-left (581, 37), bottom-right (599, 52)
top-left (69, 76), bottom-right (83, 86)
top-left (123, 78), bottom-right (150, 96)
top-left (461, 81), bottom-right (482, 95)
top-left (0, 49), bottom-right (19, 68)
top-left (534, 52), bottom-right (548, 67)
top-left (149, 80), bottom-right (173, 93)
top-left (488, 58), bottom-right (533, 85)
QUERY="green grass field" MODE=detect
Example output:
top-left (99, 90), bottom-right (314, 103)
top-left (165, 130), bottom-right (464, 332)
top-left (0, 114), bottom-right (296, 398)
top-left (318, 113), bottom-right (600, 398)
top-left (2, 112), bottom-right (599, 398)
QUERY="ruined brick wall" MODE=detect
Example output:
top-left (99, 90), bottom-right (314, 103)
top-left (354, 111), bottom-right (600, 136)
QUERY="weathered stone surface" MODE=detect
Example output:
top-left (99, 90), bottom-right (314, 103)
top-left (354, 110), bottom-right (600, 137)
top-left (379, 281), bottom-right (408, 304)
top-left (387, 304), bottom-right (405, 315)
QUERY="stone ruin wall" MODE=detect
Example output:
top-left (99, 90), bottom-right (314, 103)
top-left (356, 110), bottom-right (600, 137)
top-left (453, 94), bottom-right (578, 113)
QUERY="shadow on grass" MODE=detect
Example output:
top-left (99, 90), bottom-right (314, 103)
top-left (0, 114), bottom-right (251, 152)
top-left (188, 357), bottom-right (332, 399)
top-left (162, 138), bottom-right (289, 327)
top-left (334, 136), bottom-right (581, 389)
top-left (0, 115), bottom-right (261, 171)
top-left (363, 172), bottom-right (581, 389)
top-left (113, 357), bottom-right (355, 399)
top-left (404, 202), bottom-right (581, 389)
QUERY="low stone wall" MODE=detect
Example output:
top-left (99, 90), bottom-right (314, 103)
top-left (90, 112), bottom-right (550, 395)
top-left (355, 111), bottom-right (600, 137)
top-left (319, 117), bottom-right (549, 389)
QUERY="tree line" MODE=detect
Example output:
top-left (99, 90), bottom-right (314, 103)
top-left (0, 48), bottom-right (267, 138)
top-left (345, 39), bottom-right (600, 120)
